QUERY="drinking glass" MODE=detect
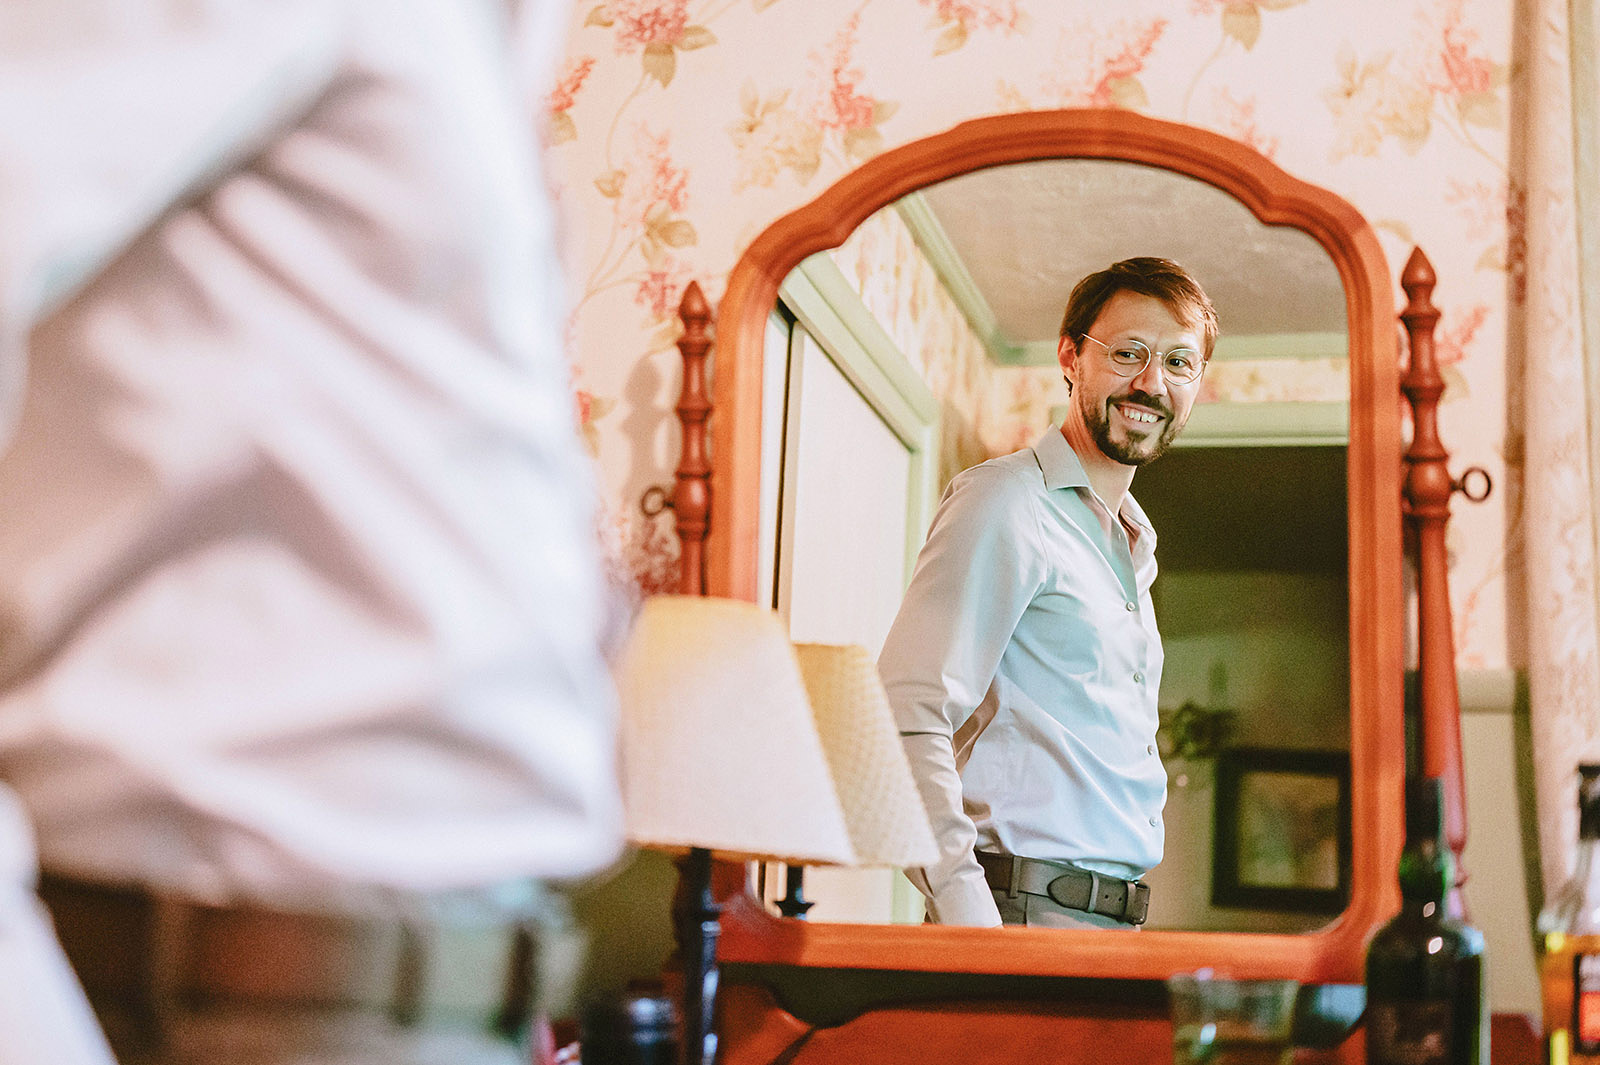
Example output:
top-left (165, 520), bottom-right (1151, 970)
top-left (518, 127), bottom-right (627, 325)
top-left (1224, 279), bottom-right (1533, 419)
top-left (1166, 970), bottom-right (1299, 1065)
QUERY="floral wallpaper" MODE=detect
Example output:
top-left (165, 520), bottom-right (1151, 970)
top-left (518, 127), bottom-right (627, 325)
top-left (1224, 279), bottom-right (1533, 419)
top-left (828, 207), bottom-right (989, 485)
top-left (548, 0), bottom-right (1516, 667)
top-left (825, 204), bottom-right (1061, 484)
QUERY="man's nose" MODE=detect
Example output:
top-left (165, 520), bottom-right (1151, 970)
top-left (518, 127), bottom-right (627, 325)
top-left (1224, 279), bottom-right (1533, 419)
top-left (1130, 355), bottom-right (1168, 395)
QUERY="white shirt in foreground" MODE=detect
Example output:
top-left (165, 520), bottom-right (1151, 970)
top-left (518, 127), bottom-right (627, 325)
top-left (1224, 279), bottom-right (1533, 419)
top-left (880, 427), bottom-right (1167, 926)
top-left (0, 0), bottom-right (621, 916)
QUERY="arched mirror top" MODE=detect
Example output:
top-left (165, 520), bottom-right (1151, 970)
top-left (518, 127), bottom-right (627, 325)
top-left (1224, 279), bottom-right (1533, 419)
top-left (707, 108), bottom-right (1405, 985)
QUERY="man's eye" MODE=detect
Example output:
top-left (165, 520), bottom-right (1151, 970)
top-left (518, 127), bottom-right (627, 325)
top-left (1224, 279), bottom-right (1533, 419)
top-left (1111, 348), bottom-right (1146, 364)
top-left (1165, 353), bottom-right (1196, 373)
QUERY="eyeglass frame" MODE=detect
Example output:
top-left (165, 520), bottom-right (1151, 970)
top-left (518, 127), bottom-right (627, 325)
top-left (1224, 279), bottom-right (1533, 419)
top-left (1079, 333), bottom-right (1208, 386)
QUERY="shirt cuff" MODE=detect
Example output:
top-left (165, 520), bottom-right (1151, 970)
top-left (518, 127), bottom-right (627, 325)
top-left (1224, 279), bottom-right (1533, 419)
top-left (927, 866), bottom-right (1002, 927)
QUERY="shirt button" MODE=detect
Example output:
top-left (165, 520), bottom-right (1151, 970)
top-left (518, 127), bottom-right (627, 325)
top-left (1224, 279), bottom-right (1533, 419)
top-left (1124, 601), bottom-right (1136, 612)
top-left (1147, 744), bottom-right (1156, 755)
top-left (1133, 671), bottom-right (1144, 684)
top-left (1149, 817), bottom-right (1159, 827)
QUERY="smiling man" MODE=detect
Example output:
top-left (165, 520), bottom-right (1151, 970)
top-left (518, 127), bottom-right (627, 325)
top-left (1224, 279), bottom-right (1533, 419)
top-left (880, 257), bottom-right (1217, 928)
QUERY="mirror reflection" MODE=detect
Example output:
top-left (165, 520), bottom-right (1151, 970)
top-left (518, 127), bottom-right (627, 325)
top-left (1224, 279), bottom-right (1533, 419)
top-left (753, 158), bottom-right (1349, 934)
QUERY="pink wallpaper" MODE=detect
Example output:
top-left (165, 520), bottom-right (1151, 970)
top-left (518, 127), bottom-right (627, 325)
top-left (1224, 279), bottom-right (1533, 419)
top-left (549, 0), bottom-right (1516, 669)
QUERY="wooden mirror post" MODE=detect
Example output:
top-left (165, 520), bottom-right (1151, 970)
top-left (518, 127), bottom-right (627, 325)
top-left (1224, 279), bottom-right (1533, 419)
top-left (1398, 247), bottom-right (1489, 912)
top-left (672, 281), bottom-right (713, 598)
top-left (1397, 249), bottom-right (1468, 894)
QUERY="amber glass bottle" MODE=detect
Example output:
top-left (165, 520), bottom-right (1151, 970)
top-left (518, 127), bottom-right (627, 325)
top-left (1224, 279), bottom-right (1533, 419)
top-left (1539, 764), bottom-right (1600, 1065)
top-left (1364, 776), bottom-right (1488, 1065)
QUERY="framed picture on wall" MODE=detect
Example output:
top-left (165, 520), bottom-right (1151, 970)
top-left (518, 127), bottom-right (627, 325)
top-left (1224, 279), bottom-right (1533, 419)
top-left (1211, 746), bottom-right (1352, 913)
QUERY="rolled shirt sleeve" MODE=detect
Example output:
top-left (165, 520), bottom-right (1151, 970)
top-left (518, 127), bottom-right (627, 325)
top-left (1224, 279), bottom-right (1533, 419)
top-left (879, 463), bottom-right (1047, 926)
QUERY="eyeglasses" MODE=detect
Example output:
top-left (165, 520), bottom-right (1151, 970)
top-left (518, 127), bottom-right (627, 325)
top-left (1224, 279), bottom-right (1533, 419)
top-left (1080, 334), bottom-right (1206, 386)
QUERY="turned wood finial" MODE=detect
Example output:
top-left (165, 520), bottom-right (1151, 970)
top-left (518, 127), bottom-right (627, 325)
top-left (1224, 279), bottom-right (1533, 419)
top-left (1401, 245), bottom-right (1438, 302)
top-left (1400, 249), bottom-right (1452, 517)
top-left (1397, 246), bottom-right (1469, 909)
top-left (672, 281), bottom-right (714, 597)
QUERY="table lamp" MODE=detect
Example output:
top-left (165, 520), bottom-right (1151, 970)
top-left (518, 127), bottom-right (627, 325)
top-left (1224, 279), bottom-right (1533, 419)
top-left (616, 596), bottom-right (856, 1065)
top-left (780, 643), bottom-right (938, 917)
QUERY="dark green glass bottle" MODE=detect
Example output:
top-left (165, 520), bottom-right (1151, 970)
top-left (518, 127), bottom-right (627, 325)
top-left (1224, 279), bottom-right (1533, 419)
top-left (1364, 776), bottom-right (1487, 1065)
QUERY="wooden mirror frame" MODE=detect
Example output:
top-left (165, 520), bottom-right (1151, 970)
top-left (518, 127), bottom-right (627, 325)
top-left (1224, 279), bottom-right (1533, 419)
top-left (705, 109), bottom-right (1405, 986)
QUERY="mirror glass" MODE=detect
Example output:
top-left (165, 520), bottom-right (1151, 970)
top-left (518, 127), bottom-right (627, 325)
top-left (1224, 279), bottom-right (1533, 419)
top-left (754, 158), bottom-right (1352, 934)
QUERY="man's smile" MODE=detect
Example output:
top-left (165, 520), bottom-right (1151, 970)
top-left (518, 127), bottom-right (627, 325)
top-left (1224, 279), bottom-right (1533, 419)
top-left (1111, 397), bottom-right (1169, 429)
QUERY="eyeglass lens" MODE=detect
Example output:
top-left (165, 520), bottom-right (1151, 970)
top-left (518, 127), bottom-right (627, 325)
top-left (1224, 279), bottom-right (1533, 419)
top-left (1083, 335), bottom-right (1203, 384)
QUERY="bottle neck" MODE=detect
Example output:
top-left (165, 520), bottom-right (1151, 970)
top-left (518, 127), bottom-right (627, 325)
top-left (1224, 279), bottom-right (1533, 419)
top-left (1397, 834), bottom-right (1451, 908)
top-left (1397, 777), bottom-right (1450, 910)
top-left (1538, 774), bottom-right (1600, 936)
top-left (1579, 769), bottom-right (1599, 838)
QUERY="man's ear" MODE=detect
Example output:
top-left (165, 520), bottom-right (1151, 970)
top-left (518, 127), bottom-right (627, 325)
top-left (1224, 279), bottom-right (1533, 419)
top-left (1057, 334), bottom-right (1079, 383)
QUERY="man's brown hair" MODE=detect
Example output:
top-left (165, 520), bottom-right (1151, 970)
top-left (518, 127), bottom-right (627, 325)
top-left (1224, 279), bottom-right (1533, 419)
top-left (1058, 257), bottom-right (1219, 359)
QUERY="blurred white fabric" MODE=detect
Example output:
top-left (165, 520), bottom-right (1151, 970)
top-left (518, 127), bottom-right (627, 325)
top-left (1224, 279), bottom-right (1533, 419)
top-left (0, 0), bottom-right (618, 1059)
top-left (0, 789), bottom-right (118, 1065)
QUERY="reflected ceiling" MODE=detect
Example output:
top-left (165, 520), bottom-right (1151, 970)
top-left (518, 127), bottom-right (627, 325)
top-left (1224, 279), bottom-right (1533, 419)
top-left (910, 159), bottom-right (1347, 365)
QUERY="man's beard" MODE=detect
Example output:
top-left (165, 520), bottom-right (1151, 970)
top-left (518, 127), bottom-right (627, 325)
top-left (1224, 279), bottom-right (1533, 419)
top-left (1080, 388), bottom-right (1185, 466)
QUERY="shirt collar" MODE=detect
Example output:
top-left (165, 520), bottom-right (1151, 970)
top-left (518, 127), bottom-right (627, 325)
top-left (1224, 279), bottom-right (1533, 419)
top-left (1034, 426), bottom-right (1157, 542)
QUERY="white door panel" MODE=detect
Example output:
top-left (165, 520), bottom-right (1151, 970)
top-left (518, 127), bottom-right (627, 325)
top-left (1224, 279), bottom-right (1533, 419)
top-left (774, 324), bottom-right (917, 925)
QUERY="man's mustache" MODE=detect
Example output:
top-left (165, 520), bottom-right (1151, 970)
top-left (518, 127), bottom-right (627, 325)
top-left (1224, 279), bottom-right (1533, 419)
top-left (1109, 390), bottom-right (1174, 421)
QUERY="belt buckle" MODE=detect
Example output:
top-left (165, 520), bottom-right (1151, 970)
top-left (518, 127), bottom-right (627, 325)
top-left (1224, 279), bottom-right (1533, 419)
top-left (1125, 881), bottom-right (1150, 925)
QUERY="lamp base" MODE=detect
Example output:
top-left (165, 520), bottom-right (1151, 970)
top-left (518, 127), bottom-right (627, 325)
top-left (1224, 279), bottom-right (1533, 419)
top-left (776, 864), bottom-right (814, 920)
top-left (672, 847), bottom-right (721, 1065)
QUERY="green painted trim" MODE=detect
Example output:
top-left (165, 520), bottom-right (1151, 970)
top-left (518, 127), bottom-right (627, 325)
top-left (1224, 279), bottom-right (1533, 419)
top-left (783, 255), bottom-right (940, 436)
top-left (1458, 668), bottom-right (1527, 716)
top-left (1013, 339), bottom-right (1063, 367)
top-left (778, 254), bottom-right (942, 582)
top-left (892, 193), bottom-right (1024, 364)
top-left (1046, 400), bottom-right (1349, 447)
top-left (1178, 401), bottom-right (1348, 446)
top-left (903, 420), bottom-right (939, 583)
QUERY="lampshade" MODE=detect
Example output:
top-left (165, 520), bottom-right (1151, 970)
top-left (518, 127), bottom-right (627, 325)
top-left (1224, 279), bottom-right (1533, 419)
top-left (791, 643), bottom-right (939, 869)
top-left (615, 596), bottom-right (856, 865)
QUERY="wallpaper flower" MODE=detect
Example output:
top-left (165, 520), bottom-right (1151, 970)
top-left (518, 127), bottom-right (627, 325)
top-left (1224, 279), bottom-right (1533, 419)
top-left (923, 0), bottom-right (1028, 55)
top-left (730, 13), bottom-right (898, 190)
top-left (998, 16), bottom-right (1167, 111)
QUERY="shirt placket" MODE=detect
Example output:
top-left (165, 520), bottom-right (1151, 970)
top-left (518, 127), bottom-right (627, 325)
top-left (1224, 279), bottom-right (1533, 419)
top-left (1089, 497), bottom-right (1161, 794)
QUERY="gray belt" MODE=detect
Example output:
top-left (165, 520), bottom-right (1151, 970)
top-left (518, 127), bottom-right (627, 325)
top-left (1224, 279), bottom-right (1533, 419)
top-left (38, 874), bottom-right (542, 1032)
top-left (975, 850), bottom-right (1150, 925)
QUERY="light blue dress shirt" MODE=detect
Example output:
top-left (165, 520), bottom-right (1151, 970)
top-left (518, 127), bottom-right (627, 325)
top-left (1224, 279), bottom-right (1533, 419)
top-left (880, 426), bottom-right (1166, 926)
